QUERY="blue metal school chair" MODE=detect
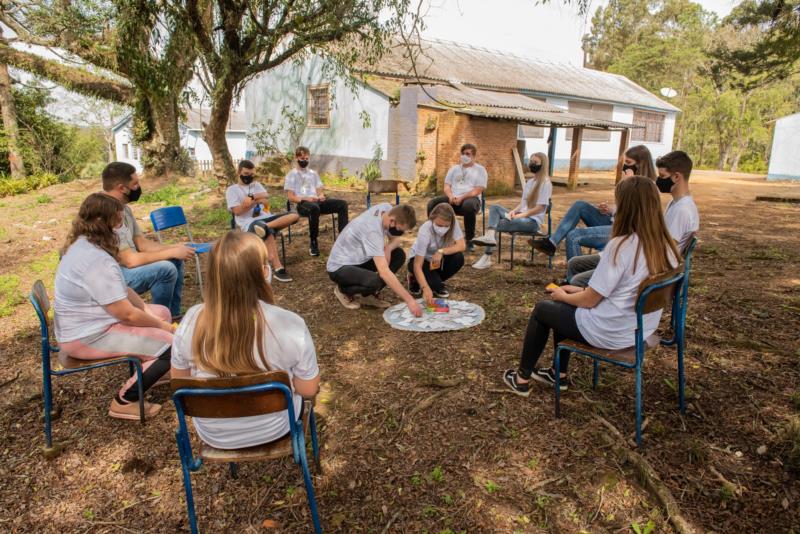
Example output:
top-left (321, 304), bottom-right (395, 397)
top-left (553, 267), bottom-right (686, 447)
top-left (496, 199), bottom-right (554, 270)
top-left (29, 280), bottom-right (146, 458)
top-left (172, 371), bottom-right (322, 534)
top-left (150, 206), bottom-right (212, 293)
top-left (285, 199), bottom-right (337, 244)
top-left (229, 211), bottom-right (287, 267)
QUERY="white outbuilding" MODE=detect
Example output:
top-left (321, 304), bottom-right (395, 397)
top-left (768, 112), bottom-right (800, 180)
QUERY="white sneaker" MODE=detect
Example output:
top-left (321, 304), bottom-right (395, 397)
top-left (472, 231), bottom-right (496, 246)
top-left (334, 286), bottom-right (360, 310)
top-left (359, 294), bottom-right (391, 309)
top-left (472, 254), bottom-right (493, 270)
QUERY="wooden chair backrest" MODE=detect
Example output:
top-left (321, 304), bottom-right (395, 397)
top-left (637, 266), bottom-right (684, 315)
top-left (172, 370), bottom-right (292, 418)
top-left (31, 279), bottom-right (50, 316)
top-left (681, 232), bottom-right (697, 257)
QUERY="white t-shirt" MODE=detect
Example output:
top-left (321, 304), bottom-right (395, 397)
top-left (171, 301), bottom-right (319, 449)
top-left (444, 163), bottom-right (488, 198)
top-left (519, 178), bottom-right (553, 225)
top-left (410, 219), bottom-right (464, 261)
top-left (326, 203), bottom-right (391, 272)
top-left (226, 182), bottom-right (273, 230)
top-left (664, 195), bottom-right (699, 251)
top-left (577, 234), bottom-right (677, 349)
top-left (284, 168), bottom-right (323, 198)
top-left (54, 237), bottom-right (129, 343)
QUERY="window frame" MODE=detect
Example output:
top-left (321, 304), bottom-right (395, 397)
top-left (306, 84), bottom-right (331, 129)
top-left (631, 109), bottom-right (665, 143)
top-left (565, 100), bottom-right (613, 142)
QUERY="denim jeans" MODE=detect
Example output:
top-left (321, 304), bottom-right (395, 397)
top-left (565, 225), bottom-right (611, 260)
top-left (122, 259), bottom-right (184, 317)
top-left (484, 205), bottom-right (539, 254)
top-left (550, 200), bottom-right (612, 246)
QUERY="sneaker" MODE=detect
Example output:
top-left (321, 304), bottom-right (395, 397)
top-left (407, 274), bottom-right (421, 297)
top-left (108, 398), bottom-right (162, 421)
top-left (472, 254), bottom-right (493, 270)
top-left (532, 238), bottom-right (556, 257)
top-left (273, 268), bottom-right (293, 283)
top-left (360, 293), bottom-right (391, 309)
top-left (530, 368), bottom-right (569, 391)
top-left (502, 369), bottom-right (531, 397)
top-left (467, 241), bottom-right (476, 253)
top-left (333, 286), bottom-right (360, 310)
top-left (309, 239), bottom-right (320, 257)
top-left (433, 287), bottom-right (449, 299)
top-left (252, 225), bottom-right (274, 240)
top-left (472, 233), bottom-right (496, 246)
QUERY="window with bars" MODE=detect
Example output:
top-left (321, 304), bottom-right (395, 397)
top-left (565, 100), bottom-right (613, 141)
top-left (631, 109), bottom-right (665, 143)
top-left (122, 143), bottom-right (129, 159)
top-left (307, 85), bottom-right (330, 128)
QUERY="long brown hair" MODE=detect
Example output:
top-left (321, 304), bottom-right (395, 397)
top-left (429, 202), bottom-right (457, 246)
top-left (192, 231), bottom-right (275, 376)
top-left (625, 145), bottom-right (657, 180)
top-left (525, 152), bottom-right (551, 207)
top-left (62, 193), bottom-right (123, 259)
top-left (610, 176), bottom-right (680, 274)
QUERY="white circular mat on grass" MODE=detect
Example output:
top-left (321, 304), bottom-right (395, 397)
top-left (383, 299), bottom-right (485, 332)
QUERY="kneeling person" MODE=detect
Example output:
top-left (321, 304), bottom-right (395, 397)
top-left (408, 203), bottom-right (466, 304)
top-left (227, 160), bottom-right (299, 282)
top-left (327, 203), bottom-right (422, 316)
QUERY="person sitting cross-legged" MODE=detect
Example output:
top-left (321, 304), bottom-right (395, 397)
top-left (226, 159), bottom-right (299, 283)
top-left (284, 145), bottom-right (349, 257)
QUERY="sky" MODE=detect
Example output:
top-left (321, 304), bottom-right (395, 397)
top-left (419, 0), bottom-right (739, 66)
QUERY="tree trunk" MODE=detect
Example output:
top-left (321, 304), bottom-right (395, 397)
top-left (134, 94), bottom-right (188, 177)
top-left (204, 85), bottom-right (236, 186)
top-left (0, 61), bottom-right (25, 178)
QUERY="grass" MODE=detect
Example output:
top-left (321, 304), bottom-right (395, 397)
top-left (36, 194), bottom-right (52, 204)
top-left (0, 274), bottom-right (22, 317)
top-left (321, 173), bottom-right (365, 190)
top-left (140, 184), bottom-right (196, 205)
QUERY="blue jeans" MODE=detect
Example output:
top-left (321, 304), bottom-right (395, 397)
top-left (485, 205), bottom-right (539, 254)
top-left (565, 225), bottom-right (611, 260)
top-left (122, 259), bottom-right (184, 317)
top-left (550, 200), bottom-right (612, 247)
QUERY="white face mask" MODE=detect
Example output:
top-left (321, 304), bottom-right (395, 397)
top-left (432, 224), bottom-right (450, 236)
top-left (460, 154), bottom-right (472, 165)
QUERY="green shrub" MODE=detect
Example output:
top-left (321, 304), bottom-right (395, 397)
top-left (0, 172), bottom-right (60, 197)
top-left (140, 184), bottom-right (195, 205)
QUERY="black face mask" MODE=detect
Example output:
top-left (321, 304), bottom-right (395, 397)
top-left (298, 160), bottom-right (309, 168)
top-left (240, 174), bottom-right (254, 185)
top-left (656, 175), bottom-right (674, 193)
top-left (622, 163), bottom-right (637, 174)
top-left (529, 163), bottom-right (542, 173)
top-left (126, 185), bottom-right (142, 203)
top-left (387, 226), bottom-right (404, 237)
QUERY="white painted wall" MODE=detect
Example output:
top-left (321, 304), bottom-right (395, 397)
top-left (244, 54), bottom-right (390, 169)
top-left (768, 113), bottom-right (800, 180)
top-left (521, 97), bottom-right (676, 169)
top-left (112, 125), bottom-right (247, 168)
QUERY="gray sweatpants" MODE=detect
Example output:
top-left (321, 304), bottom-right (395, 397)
top-left (567, 253), bottom-right (600, 288)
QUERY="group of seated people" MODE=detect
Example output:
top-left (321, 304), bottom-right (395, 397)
top-left (51, 139), bottom-right (698, 451)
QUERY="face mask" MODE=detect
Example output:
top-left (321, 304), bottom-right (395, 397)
top-left (622, 163), bottom-right (637, 174)
top-left (656, 175), bottom-right (675, 193)
top-left (387, 226), bottom-right (404, 237)
top-left (432, 224), bottom-right (450, 236)
top-left (460, 154), bottom-right (472, 165)
top-left (529, 163), bottom-right (542, 173)
top-left (298, 160), bottom-right (309, 168)
top-left (125, 185), bottom-right (142, 203)
top-left (240, 174), bottom-right (254, 185)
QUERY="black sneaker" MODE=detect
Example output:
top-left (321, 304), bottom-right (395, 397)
top-left (309, 239), bottom-right (320, 257)
top-left (407, 273), bottom-right (421, 297)
top-left (532, 238), bottom-right (556, 257)
top-left (502, 369), bottom-right (531, 397)
top-left (530, 368), bottom-right (568, 391)
top-left (273, 268), bottom-right (293, 283)
top-left (433, 287), bottom-right (449, 299)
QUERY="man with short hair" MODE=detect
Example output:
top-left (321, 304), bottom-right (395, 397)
top-left (327, 203), bottom-right (422, 316)
top-left (426, 143), bottom-right (487, 251)
top-left (102, 162), bottom-right (194, 320)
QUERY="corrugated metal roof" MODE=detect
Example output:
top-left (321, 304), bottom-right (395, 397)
top-left (419, 84), bottom-right (565, 113)
top-left (363, 39), bottom-right (679, 113)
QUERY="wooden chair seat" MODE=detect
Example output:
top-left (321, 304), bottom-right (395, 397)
top-left (57, 351), bottom-right (133, 370)
top-left (563, 334), bottom-right (661, 365)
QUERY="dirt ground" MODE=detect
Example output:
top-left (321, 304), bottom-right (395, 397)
top-left (0, 169), bottom-right (799, 533)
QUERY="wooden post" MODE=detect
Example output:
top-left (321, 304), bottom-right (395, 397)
top-left (568, 126), bottom-right (583, 190)
top-left (615, 128), bottom-right (630, 184)
top-left (511, 146), bottom-right (526, 190)
top-left (547, 127), bottom-right (557, 177)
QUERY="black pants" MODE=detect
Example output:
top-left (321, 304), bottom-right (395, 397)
top-left (427, 196), bottom-right (481, 242)
top-left (122, 348), bottom-right (171, 403)
top-left (407, 253), bottom-right (464, 293)
top-left (518, 301), bottom-right (587, 377)
top-left (328, 248), bottom-right (405, 296)
top-left (296, 199), bottom-right (349, 240)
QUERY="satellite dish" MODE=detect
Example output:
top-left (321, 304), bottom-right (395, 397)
top-left (660, 87), bottom-right (678, 98)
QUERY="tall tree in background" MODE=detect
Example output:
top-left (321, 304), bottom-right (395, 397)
top-left (0, 57), bottom-right (25, 177)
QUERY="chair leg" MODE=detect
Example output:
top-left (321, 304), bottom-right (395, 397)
top-left (554, 348), bottom-right (562, 418)
top-left (178, 446), bottom-right (199, 534)
top-left (229, 462), bottom-right (239, 479)
top-left (496, 232), bottom-right (502, 264)
top-left (297, 448), bottom-right (323, 534)
top-left (42, 369), bottom-right (54, 450)
top-left (548, 255), bottom-right (553, 270)
top-left (287, 224), bottom-right (292, 244)
top-left (331, 214), bottom-right (337, 240)
top-left (280, 234), bottom-right (287, 267)
top-left (592, 360), bottom-right (599, 390)
top-left (677, 335), bottom-right (686, 414)
top-left (366, 192), bottom-right (371, 208)
top-left (309, 408), bottom-right (321, 473)
top-left (635, 365), bottom-right (643, 447)
top-left (194, 255), bottom-right (204, 296)
top-left (132, 360), bottom-right (145, 425)
top-left (509, 234), bottom-right (515, 270)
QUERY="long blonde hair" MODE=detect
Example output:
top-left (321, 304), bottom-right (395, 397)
top-left (192, 231), bottom-right (275, 376)
top-left (611, 175), bottom-right (680, 274)
top-left (429, 203), bottom-right (457, 246)
top-left (526, 152), bottom-right (550, 207)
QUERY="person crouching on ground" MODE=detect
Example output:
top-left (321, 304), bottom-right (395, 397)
top-left (502, 176), bottom-right (679, 395)
top-left (407, 203), bottom-right (466, 304)
top-left (54, 193), bottom-right (174, 420)
top-left (226, 159), bottom-right (299, 282)
top-left (326, 203), bottom-right (423, 316)
top-left (171, 231), bottom-right (320, 449)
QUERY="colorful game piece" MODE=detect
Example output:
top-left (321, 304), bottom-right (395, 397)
top-left (425, 298), bottom-right (450, 313)
top-left (546, 283), bottom-right (559, 290)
